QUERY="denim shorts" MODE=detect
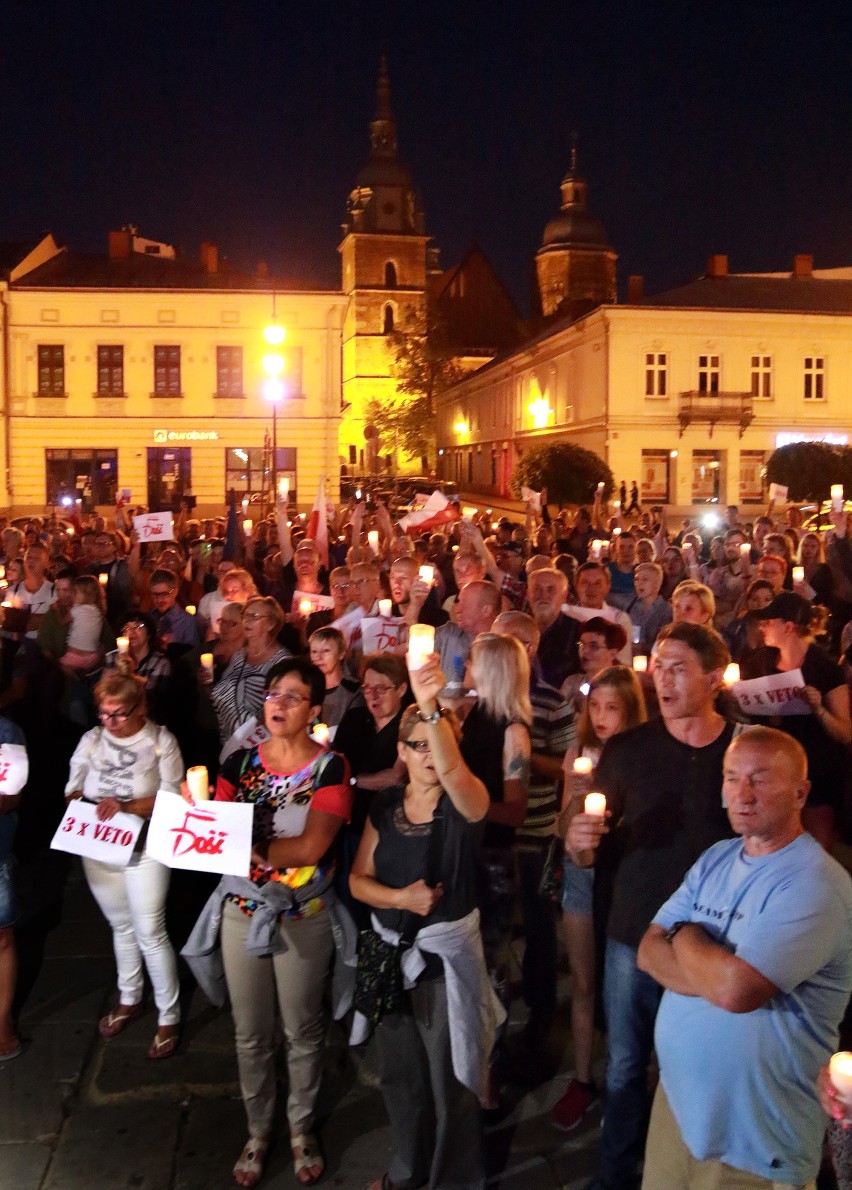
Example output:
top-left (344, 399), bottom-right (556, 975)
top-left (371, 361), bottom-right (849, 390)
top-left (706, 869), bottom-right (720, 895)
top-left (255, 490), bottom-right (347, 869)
top-left (561, 858), bottom-right (594, 916)
top-left (0, 811), bottom-right (18, 928)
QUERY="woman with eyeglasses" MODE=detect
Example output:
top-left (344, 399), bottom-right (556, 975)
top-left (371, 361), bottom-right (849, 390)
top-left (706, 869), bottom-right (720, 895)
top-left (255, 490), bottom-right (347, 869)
top-left (208, 659), bottom-right (352, 1188)
top-left (113, 611), bottom-right (173, 725)
top-left (350, 663), bottom-right (495, 1190)
top-left (208, 596), bottom-right (290, 752)
top-left (64, 671), bottom-right (184, 1059)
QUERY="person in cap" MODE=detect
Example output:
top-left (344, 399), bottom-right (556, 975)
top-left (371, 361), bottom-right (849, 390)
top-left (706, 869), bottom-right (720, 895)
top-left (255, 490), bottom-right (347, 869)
top-left (742, 591), bottom-right (851, 849)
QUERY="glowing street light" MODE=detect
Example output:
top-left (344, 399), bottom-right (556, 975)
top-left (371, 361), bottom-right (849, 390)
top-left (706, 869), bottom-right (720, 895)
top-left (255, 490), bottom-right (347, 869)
top-left (262, 323), bottom-right (287, 500)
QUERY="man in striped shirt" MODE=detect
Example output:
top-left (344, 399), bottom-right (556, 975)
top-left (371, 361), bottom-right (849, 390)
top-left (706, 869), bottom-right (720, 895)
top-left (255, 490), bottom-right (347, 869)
top-left (494, 610), bottom-right (575, 1049)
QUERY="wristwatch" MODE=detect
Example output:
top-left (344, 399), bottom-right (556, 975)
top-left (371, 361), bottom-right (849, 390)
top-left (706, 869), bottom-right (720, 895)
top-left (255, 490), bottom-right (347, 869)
top-left (665, 920), bottom-right (691, 943)
top-left (422, 707), bottom-right (445, 725)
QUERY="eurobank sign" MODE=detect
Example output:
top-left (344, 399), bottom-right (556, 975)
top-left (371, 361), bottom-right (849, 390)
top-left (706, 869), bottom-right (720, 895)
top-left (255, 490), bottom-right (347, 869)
top-left (153, 429), bottom-right (220, 443)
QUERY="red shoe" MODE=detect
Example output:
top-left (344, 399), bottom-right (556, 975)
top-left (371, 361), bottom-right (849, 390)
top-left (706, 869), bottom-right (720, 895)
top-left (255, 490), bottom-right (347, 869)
top-left (551, 1078), bottom-right (598, 1131)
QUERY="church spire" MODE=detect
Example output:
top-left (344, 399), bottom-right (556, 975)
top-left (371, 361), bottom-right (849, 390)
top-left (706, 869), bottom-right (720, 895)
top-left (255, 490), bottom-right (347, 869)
top-left (370, 55), bottom-right (397, 158)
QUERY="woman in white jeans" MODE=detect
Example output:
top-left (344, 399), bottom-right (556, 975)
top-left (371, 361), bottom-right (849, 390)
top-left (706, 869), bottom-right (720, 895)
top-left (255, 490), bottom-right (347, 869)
top-left (65, 671), bottom-right (184, 1058)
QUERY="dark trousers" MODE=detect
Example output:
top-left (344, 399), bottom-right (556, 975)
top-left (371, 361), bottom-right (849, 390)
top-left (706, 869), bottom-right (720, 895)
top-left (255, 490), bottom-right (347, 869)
top-left (516, 844), bottom-right (557, 1017)
top-left (377, 976), bottom-right (486, 1190)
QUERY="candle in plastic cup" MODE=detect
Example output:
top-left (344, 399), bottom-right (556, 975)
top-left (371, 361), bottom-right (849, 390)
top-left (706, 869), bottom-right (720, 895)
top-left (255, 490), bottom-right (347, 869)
top-left (186, 766), bottom-right (210, 802)
top-left (613, 500), bottom-right (621, 511)
top-left (278, 477), bottom-right (289, 500)
top-left (632, 655), bottom-right (648, 673)
top-left (612, 526), bottom-right (622, 537)
top-left (407, 623), bottom-right (435, 671)
top-left (792, 566), bottom-right (805, 584)
top-left (243, 518), bottom-right (252, 534)
top-left (491, 521), bottom-right (499, 531)
top-left (0, 566), bottom-right (5, 581)
top-left (299, 599), bottom-right (313, 617)
top-left (830, 1052), bottom-right (852, 1103)
top-left (98, 572), bottom-right (109, 586)
top-left (200, 652), bottom-right (214, 674)
top-left (584, 792), bottom-right (607, 817)
top-left (418, 564), bottom-right (435, 585)
top-left (116, 636), bottom-right (130, 655)
top-left (591, 539), bottom-right (603, 559)
top-left (462, 506), bottom-right (478, 519)
top-left (241, 497), bottom-right (249, 513)
top-left (573, 757), bottom-right (593, 775)
top-left (740, 542), bottom-right (751, 558)
top-left (378, 598), bottom-right (392, 617)
top-left (597, 481), bottom-right (605, 492)
top-left (185, 605), bottom-right (196, 616)
top-left (367, 530), bottom-right (379, 553)
top-left (832, 485), bottom-right (844, 513)
top-left (723, 663), bottom-right (741, 685)
top-left (312, 723), bottom-right (330, 746)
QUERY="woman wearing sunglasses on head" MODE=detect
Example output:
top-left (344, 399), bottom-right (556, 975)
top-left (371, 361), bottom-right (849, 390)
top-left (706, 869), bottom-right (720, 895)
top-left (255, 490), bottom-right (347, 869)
top-left (64, 671), bottom-right (184, 1059)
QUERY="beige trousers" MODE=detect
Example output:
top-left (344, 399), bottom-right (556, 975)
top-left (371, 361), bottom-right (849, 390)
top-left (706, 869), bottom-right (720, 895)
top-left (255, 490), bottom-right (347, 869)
top-left (220, 899), bottom-right (333, 1138)
top-left (641, 1083), bottom-right (816, 1190)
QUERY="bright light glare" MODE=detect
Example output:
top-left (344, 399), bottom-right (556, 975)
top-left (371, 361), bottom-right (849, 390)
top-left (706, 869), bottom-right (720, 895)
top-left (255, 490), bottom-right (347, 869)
top-left (264, 324), bottom-right (286, 345)
top-left (262, 353), bottom-right (286, 377)
top-left (454, 420), bottom-right (469, 437)
top-left (263, 378), bottom-right (285, 403)
top-left (703, 513), bottom-right (720, 529)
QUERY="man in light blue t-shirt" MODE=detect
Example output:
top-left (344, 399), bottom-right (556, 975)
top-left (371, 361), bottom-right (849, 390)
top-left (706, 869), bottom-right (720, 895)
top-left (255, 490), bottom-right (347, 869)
top-left (637, 726), bottom-right (852, 1189)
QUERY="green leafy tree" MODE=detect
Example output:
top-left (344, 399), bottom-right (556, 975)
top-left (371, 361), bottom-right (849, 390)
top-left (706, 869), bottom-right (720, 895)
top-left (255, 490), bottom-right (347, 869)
top-left (510, 442), bottom-right (613, 505)
top-left (765, 442), bottom-right (852, 503)
top-left (368, 308), bottom-right (466, 471)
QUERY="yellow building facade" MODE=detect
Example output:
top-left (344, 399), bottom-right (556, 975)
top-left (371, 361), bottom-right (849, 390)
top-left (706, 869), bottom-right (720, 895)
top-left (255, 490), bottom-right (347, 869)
top-left (438, 257), bottom-right (852, 509)
top-left (0, 234), bottom-right (344, 515)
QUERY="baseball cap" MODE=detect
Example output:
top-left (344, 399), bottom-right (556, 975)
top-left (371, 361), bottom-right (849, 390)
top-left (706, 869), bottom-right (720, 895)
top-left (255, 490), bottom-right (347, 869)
top-left (752, 591), bottom-right (812, 626)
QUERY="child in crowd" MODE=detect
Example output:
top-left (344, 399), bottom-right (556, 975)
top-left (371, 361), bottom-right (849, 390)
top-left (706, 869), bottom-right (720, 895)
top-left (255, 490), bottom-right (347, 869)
top-left (59, 575), bottom-right (104, 672)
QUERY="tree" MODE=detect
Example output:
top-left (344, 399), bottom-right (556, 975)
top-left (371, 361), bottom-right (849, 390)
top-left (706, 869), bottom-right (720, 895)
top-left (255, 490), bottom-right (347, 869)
top-left (765, 442), bottom-right (852, 503)
top-left (368, 308), bottom-right (466, 471)
top-left (510, 442), bottom-right (613, 505)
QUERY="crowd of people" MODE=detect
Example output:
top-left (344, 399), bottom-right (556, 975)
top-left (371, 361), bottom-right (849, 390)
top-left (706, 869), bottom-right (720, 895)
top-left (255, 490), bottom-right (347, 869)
top-left (2, 487), bottom-right (852, 1189)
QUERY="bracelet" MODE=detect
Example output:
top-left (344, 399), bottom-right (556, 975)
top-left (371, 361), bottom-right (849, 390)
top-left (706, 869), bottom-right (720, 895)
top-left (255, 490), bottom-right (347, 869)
top-left (421, 706), bottom-right (445, 725)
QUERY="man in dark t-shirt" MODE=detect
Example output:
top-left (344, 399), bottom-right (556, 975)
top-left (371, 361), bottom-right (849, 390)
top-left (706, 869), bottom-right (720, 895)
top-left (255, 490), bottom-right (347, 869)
top-left (567, 622), bottom-right (734, 1189)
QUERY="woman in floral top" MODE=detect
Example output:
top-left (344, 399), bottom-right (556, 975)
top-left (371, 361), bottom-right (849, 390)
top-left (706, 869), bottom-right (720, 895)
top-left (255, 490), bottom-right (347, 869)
top-left (215, 658), bottom-right (351, 1189)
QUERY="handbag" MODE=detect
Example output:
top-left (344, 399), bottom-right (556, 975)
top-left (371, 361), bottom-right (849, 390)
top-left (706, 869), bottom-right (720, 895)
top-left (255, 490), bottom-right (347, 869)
top-left (538, 836), bottom-right (565, 903)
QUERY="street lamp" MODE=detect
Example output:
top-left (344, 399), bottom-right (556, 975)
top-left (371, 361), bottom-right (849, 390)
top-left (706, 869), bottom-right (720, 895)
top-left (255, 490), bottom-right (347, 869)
top-left (262, 321), bottom-right (286, 504)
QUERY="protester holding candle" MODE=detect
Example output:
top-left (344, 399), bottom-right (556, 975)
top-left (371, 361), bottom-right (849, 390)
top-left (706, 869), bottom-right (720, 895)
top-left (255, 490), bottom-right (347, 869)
top-left (308, 626), bottom-right (360, 731)
top-left (64, 672), bottom-right (184, 1060)
top-left (552, 665), bottom-right (647, 1131)
top-left (722, 578), bottom-right (774, 666)
top-left (112, 612), bottom-right (173, 725)
top-left (209, 596), bottom-right (290, 750)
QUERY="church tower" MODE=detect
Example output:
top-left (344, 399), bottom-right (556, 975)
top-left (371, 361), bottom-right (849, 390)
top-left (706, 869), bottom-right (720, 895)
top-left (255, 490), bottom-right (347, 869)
top-left (339, 58), bottom-right (431, 475)
top-left (535, 145), bottom-right (617, 321)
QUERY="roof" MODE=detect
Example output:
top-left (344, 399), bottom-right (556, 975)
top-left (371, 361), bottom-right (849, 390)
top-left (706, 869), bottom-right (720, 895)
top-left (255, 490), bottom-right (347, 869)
top-left (640, 274), bottom-right (852, 315)
top-left (10, 250), bottom-right (331, 292)
top-left (0, 240), bottom-right (41, 279)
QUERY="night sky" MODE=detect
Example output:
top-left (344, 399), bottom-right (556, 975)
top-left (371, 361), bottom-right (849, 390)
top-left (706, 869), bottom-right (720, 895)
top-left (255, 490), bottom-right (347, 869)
top-left (2, 2), bottom-right (850, 311)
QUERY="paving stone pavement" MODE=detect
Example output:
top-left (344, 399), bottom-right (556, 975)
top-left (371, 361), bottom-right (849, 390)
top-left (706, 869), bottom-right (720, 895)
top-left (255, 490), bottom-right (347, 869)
top-left (0, 862), bottom-right (605, 1190)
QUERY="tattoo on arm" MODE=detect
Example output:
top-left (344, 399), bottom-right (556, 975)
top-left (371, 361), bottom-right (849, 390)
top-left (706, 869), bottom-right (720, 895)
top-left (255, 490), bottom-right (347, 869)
top-left (507, 751), bottom-right (530, 787)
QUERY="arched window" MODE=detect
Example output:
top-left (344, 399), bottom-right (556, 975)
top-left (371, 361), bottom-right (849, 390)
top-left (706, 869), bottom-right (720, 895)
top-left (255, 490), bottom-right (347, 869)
top-left (382, 304), bottom-right (395, 334)
top-left (384, 261), bottom-right (397, 288)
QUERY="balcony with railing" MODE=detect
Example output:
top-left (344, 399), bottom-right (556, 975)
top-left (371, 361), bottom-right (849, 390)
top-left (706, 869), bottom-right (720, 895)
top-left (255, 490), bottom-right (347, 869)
top-left (678, 391), bottom-right (754, 437)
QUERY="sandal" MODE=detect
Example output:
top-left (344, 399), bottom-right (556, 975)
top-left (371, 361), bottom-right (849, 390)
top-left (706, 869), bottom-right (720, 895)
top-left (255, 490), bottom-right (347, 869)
top-left (368, 1178), bottom-right (399, 1190)
top-left (0, 1038), bottom-right (23, 1061)
top-left (98, 1003), bottom-right (144, 1039)
top-left (233, 1137), bottom-right (269, 1187)
top-left (147, 1028), bottom-right (180, 1060)
top-left (291, 1131), bottom-right (324, 1185)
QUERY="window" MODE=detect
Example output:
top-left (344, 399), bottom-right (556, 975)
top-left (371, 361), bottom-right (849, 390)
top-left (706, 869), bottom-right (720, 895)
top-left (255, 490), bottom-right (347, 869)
top-left (644, 352), bottom-right (667, 397)
top-left (97, 345), bottom-right (124, 396)
top-left (382, 305), bottom-right (395, 334)
top-left (692, 449), bottom-right (722, 504)
top-left (46, 448), bottom-right (117, 507)
top-left (384, 261), bottom-right (397, 288)
top-left (153, 345), bottom-right (181, 396)
top-left (225, 447), bottom-right (297, 503)
top-left (37, 345), bottom-right (64, 397)
top-left (216, 346), bottom-right (243, 397)
top-left (804, 357), bottom-right (825, 400)
top-left (698, 355), bottom-right (720, 393)
top-left (739, 450), bottom-right (768, 504)
top-left (750, 355), bottom-right (772, 398)
top-left (641, 450), bottom-right (671, 503)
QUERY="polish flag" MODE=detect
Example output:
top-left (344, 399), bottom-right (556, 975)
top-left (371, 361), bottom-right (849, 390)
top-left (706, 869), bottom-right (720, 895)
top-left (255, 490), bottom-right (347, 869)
top-left (305, 477), bottom-right (329, 568)
top-left (397, 490), bottom-right (459, 534)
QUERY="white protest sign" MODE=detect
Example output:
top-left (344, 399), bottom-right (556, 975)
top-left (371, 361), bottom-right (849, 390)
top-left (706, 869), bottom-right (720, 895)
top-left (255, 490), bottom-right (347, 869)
top-left (133, 511), bottom-right (175, 542)
top-left (522, 486), bottom-right (542, 511)
top-left (291, 590), bottom-right (335, 614)
top-left (768, 483), bottom-right (789, 504)
top-left (360, 616), bottom-right (409, 656)
top-left (219, 716), bottom-right (271, 764)
top-left (563, 602), bottom-right (622, 625)
top-left (0, 743), bottom-right (28, 796)
top-left (51, 800), bottom-right (143, 866)
top-left (730, 668), bottom-right (810, 717)
top-left (146, 789), bottom-right (254, 877)
top-left (332, 604), bottom-right (365, 645)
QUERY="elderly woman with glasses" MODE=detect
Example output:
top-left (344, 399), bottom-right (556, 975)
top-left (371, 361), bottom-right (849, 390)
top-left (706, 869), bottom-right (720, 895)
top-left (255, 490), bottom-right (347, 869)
top-left (64, 671), bottom-right (184, 1058)
top-left (208, 596), bottom-right (291, 753)
top-left (351, 663), bottom-right (496, 1190)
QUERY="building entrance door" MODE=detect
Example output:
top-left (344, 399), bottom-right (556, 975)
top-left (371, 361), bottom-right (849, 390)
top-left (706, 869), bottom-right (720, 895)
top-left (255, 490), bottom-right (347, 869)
top-left (147, 448), bottom-right (191, 511)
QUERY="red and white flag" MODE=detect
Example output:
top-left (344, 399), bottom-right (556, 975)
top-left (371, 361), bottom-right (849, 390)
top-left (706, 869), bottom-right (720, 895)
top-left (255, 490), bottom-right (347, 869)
top-left (397, 490), bottom-right (459, 534)
top-left (305, 477), bottom-right (329, 568)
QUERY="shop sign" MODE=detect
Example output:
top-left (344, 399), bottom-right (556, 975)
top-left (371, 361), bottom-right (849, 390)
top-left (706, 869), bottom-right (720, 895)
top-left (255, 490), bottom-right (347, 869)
top-left (153, 429), bottom-right (220, 443)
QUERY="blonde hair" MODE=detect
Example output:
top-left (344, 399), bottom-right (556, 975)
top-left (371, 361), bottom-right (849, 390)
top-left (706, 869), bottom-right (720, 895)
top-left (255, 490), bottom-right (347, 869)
top-left (94, 670), bottom-right (147, 715)
top-left (244, 595), bottom-right (284, 634)
top-left (797, 531), bottom-right (825, 565)
top-left (75, 574), bottom-right (104, 610)
top-left (470, 633), bottom-right (533, 726)
top-left (577, 665), bottom-right (647, 750)
top-left (671, 579), bottom-right (716, 624)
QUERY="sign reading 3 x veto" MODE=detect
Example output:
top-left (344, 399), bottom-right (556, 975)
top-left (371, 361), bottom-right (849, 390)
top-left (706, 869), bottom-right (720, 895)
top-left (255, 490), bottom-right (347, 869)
top-left (153, 429), bottom-right (220, 443)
